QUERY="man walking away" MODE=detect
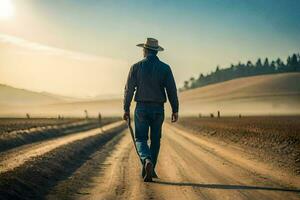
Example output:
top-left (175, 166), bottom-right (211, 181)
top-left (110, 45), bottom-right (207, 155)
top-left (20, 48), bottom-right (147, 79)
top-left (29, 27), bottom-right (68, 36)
top-left (123, 38), bottom-right (179, 182)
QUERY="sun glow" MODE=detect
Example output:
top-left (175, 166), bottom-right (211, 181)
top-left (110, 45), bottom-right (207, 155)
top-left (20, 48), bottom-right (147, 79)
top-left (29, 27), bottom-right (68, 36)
top-left (0, 0), bottom-right (14, 19)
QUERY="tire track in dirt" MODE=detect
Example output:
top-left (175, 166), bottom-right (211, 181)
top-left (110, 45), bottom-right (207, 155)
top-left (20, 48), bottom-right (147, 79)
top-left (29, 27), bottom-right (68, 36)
top-left (46, 129), bottom-right (127, 199)
top-left (76, 132), bottom-right (156, 200)
top-left (166, 123), bottom-right (300, 187)
top-left (164, 130), bottom-right (273, 199)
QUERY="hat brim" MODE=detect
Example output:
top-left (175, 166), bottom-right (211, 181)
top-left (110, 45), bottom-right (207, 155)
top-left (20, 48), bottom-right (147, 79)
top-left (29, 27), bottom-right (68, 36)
top-left (137, 43), bottom-right (164, 51)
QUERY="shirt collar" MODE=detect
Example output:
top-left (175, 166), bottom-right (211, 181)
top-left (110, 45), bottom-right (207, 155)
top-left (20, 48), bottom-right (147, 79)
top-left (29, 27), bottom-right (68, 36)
top-left (146, 54), bottom-right (158, 60)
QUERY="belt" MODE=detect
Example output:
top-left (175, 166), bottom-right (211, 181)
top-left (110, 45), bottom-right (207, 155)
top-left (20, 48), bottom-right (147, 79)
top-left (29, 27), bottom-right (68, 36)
top-left (136, 101), bottom-right (164, 106)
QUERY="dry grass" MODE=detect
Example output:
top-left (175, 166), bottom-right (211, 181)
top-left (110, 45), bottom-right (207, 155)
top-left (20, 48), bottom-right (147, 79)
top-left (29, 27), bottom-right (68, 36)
top-left (0, 118), bottom-right (80, 134)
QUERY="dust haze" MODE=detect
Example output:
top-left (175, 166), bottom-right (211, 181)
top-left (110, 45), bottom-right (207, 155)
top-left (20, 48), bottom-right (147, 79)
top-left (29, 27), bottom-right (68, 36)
top-left (1, 73), bottom-right (299, 118)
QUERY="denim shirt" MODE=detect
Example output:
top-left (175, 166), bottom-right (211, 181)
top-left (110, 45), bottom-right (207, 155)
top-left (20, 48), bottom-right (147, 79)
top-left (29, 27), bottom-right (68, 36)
top-left (123, 55), bottom-right (179, 113)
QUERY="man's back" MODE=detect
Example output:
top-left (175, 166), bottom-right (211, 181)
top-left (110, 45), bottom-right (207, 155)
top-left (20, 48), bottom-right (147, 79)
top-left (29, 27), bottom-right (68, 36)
top-left (124, 54), bottom-right (178, 114)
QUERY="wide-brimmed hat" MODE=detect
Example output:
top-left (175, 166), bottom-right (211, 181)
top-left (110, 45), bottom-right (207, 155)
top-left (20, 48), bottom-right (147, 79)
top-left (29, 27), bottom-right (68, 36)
top-left (137, 38), bottom-right (164, 51)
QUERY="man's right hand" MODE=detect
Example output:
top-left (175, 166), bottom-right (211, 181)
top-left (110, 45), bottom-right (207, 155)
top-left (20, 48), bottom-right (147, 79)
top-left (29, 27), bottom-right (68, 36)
top-left (171, 112), bottom-right (178, 123)
top-left (123, 112), bottom-right (130, 121)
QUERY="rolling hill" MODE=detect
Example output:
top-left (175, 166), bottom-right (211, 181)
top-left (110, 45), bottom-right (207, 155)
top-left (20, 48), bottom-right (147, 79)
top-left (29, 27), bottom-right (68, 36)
top-left (0, 84), bottom-right (72, 106)
top-left (179, 72), bottom-right (300, 115)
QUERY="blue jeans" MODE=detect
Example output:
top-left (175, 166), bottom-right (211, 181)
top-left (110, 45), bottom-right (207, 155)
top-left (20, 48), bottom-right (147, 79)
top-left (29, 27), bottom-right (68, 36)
top-left (134, 103), bottom-right (164, 169)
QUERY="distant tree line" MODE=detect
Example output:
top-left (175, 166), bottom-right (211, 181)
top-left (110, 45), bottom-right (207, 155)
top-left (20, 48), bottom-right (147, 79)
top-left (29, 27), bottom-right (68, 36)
top-left (180, 53), bottom-right (300, 91)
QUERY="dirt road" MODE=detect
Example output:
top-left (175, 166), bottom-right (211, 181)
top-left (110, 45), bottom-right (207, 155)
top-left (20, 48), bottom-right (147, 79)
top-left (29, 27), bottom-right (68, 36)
top-left (1, 120), bottom-right (299, 199)
top-left (75, 123), bottom-right (300, 200)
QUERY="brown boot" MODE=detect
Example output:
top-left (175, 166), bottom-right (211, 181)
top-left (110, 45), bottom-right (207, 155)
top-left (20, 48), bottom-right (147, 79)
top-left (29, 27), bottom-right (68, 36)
top-left (143, 159), bottom-right (153, 182)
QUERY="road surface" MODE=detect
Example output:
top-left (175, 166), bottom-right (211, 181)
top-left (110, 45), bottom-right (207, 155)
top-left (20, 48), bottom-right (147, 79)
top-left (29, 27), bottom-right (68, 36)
top-left (74, 123), bottom-right (300, 200)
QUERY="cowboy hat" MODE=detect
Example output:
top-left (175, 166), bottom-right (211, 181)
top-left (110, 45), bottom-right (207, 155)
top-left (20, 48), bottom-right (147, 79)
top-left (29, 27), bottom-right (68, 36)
top-left (137, 38), bottom-right (164, 51)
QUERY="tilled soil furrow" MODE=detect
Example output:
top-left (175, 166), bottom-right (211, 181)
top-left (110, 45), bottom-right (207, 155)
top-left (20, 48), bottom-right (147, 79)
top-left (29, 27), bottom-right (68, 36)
top-left (0, 122), bottom-right (126, 200)
top-left (0, 119), bottom-right (116, 152)
top-left (0, 121), bottom-right (124, 173)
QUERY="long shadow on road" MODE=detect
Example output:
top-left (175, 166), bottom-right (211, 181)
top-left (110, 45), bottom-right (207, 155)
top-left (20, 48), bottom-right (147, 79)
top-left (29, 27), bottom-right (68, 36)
top-left (154, 180), bottom-right (300, 193)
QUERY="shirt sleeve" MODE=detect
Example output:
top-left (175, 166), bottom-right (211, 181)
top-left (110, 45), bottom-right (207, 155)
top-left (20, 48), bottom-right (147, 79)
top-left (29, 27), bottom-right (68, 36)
top-left (165, 66), bottom-right (179, 113)
top-left (123, 65), bottom-right (137, 112)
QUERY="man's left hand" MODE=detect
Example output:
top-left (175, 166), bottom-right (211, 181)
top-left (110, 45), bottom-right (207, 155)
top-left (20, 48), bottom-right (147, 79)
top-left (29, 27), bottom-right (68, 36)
top-left (171, 112), bottom-right (178, 123)
top-left (123, 112), bottom-right (130, 121)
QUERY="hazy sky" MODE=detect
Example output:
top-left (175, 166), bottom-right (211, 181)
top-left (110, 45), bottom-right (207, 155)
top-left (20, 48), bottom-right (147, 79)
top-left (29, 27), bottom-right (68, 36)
top-left (0, 0), bottom-right (299, 97)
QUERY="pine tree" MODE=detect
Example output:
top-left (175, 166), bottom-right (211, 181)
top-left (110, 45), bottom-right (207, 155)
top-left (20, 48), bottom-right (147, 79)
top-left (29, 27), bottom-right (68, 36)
top-left (263, 58), bottom-right (269, 67)
top-left (276, 58), bottom-right (284, 72)
top-left (270, 61), bottom-right (276, 72)
top-left (183, 81), bottom-right (189, 90)
top-left (263, 58), bottom-right (270, 74)
top-left (189, 77), bottom-right (195, 88)
top-left (255, 58), bottom-right (263, 74)
top-left (290, 54), bottom-right (298, 71)
top-left (256, 58), bottom-right (263, 68)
